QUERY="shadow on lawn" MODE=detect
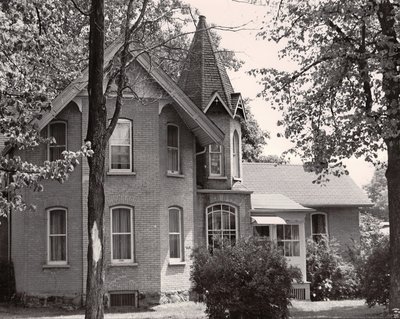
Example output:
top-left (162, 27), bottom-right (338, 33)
top-left (290, 305), bottom-right (385, 318)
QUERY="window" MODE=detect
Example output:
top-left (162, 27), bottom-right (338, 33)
top-left (48, 122), bottom-right (67, 161)
top-left (232, 131), bottom-right (240, 178)
top-left (209, 144), bottom-right (223, 176)
top-left (47, 208), bottom-right (67, 264)
top-left (169, 207), bottom-right (183, 261)
top-left (253, 225), bottom-right (271, 241)
top-left (311, 213), bottom-right (328, 242)
top-left (110, 119), bottom-right (132, 172)
top-left (111, 207), bottom-right (134, 263)
top-left (206, 204), bottom-right (237, 250)
top-left (277, 225), bottom-right (300, 257)
top-left (167, 124), bottom-right (179, 173)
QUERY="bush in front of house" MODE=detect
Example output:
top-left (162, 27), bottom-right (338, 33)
top-left (191, 238), bottom-right (301, 319)
top-left (306, 236), bottom-right (359, 301)
top-left (360, 235), bottom-right (390, 307)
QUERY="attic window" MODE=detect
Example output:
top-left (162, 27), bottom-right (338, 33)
top-left (167, 124), bottom-right (180, 174)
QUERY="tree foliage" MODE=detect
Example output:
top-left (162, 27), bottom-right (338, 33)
top-left (256, 0), bottom-right (400, 310)
top-left (364, 167), bottom-right (389, 220)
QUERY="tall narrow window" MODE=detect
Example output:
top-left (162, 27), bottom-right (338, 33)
top-left (169, 207), bottom-right (182, 261)
top-left (206, 204), bottom-right (237, 251)
top-left (209, 144), bottom-right (223, 176)
top-left (111, 207), bottom-right (134, 263)
top-left (48, 122), bottom-right (67, 161)
top-left (109, 119), bottom-right (132, 172)
top-left (47, 208), bottom-right (67, 264)
top-left (167, 124), bottom-right (179, 173)
top-left (277, 224), bottom-right (300, 257)
top-left (311, 213), bottom-right (328, 242)
top-left (232, 131), bottom-right (240, 178)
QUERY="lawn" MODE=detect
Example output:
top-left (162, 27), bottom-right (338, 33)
top-left (0, 300), bottom-right (386, 318)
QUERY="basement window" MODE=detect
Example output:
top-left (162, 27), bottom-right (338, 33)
top-left (109, 291), bottom-right (139, 308)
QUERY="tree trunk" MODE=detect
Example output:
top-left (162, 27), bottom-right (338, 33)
top-left (85, 0), bottom-right (107, 318)
top-left (386, 138), bottom-right (400, 311)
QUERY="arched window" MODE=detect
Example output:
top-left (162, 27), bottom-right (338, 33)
top-left (47, 207), bottom-right (67, 264)
top-left (169, 207), bottom-right (183, 261)
top-left (206, 204), bottom-right (237, 250)
top-left (311, 212), bottom-right (328, 242)
top-left (48, 121), bottom-right (67, 161)
top-left (232, 131), bottom-right (240, 178)
top-left (167, 124), bottom-right (180, 174)
top-left (111, 206), bottom-right (134, 264)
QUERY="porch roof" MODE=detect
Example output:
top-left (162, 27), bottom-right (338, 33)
top-left (251, 194), bottom-right (315, 213)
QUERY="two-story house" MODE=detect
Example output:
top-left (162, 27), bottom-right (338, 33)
top-left (0, 16), bottom-right (371, 306)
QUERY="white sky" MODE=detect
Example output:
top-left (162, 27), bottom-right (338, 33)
top-left (183, 0), bottom-right (377, 187)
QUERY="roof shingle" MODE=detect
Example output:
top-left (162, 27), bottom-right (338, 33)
top-left (243, 163), bottom-right (372, 207)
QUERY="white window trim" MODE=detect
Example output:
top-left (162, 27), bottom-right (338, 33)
top-left (47, 121), bottom-right (67, 161)
top-left (205, 203), bottom-right (238, 250)
top-left (109, 119), bottom-right (132, 173)
top-left (277, 224), bottom-right (301, 257)
top-left (310, 212), bottom-right (328, 239)
top-left (110, 206), bottom-right (134, 264)
top-left (209, 144), bottom-right (223, 177)
top-left (169, 207), bottom-right (183, 262)
top-left (167, 124), bottom-right (180, 174)
top-left (47, 208), bottom-right (68, 265)
top-left (232, 131), bottom-right (240, 178)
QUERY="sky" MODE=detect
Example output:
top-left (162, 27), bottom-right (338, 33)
top-left (183, 0), bottom-right (378, 187)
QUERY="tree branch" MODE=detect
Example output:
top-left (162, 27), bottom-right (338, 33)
top-left (70, 0), bottom-right (91, 16)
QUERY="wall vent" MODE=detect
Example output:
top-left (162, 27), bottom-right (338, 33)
top-left (109, 291), bottom-right (139, 308)
top-left (290, 287), bottom-right (306, 300)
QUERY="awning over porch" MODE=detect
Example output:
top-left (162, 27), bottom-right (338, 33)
top-left (251, 194), bottom-right (315, 213)
top-left (251, 216), bottom-right (287, 225)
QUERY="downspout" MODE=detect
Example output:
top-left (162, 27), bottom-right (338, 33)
top-left (195, 147), bottom-right (207, 157)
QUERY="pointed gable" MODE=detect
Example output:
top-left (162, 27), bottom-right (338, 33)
top-left (178, 16), bottom-right (236, 112)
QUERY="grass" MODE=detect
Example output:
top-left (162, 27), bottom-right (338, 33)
top-left (0, 300), bottom-right (386, 318)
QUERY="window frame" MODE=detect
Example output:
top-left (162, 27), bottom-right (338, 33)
top-left (168, 207), bottom-right (183, 262)
top-left (209, 144), bottom-right (224, 177)
top-left (277, 224), bottom-right (301, 257)
top-left (109, 119), bottom-right (132, 173)
top-left (110, 206), bottom-right (134, 264)
top-left (47, 121), bottom-right (67, 161)
top-left (167, 124), bottom-right (180, 174)
top-left (206, 203), bottom-right (238, 250)
top-left (310, 212), bottom-right (328, 241)
top-left (47, 207), bottom-right (68, 265)
top-left (232, 130), bottom-right (240, 178)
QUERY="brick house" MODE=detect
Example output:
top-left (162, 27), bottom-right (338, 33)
top-left (0, 16), bottom-right (371, 305)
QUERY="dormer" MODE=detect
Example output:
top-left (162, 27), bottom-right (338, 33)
top-left (178, 16), bottom-right (247, 190)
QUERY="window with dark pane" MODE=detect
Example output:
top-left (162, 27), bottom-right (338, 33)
top-left (232, 131), bottom-right (240, 178)
top-left (209, 144), bottom-right (223, 176)
top-left (167, 125), bottom-right (179, 173)
top-left (48, 122), bottom-right (67, 161)
top-left (311, 213), bottom-right (327, 242)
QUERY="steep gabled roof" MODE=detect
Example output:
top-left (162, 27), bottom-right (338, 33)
top-left (32, 37), bottom-right (224, 148)
top-left (243, 163), bottom-right (372, 207)
top-left (178, 16), bottom-right (238, 113)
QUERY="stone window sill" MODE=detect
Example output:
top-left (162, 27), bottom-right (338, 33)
top-left (208, 176), bottom-right (227, 180)
top-left (107, 171), bottom-right (136, 176)
top-left (168, 261), bottom-right (186, 266)
top-left (233, 177), bottom-right (242, 182)
top-left (110, 263), bottom-right (138, 267)
top-left (167, 173), bottom-right (185, 178)
top-left (42, 264), bottom-right (70, 269)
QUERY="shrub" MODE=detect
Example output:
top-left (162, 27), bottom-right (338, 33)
top-left (191, 238), bottom-right (301, 319)
top-left (306, 236), bottom-right (359, 301)
top-left (360, 235), bottom-right (390, 307)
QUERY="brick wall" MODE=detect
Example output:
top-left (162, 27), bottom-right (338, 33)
top-left (12, 101), bottom-right (83, 297)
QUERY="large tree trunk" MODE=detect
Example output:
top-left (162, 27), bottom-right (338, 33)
top-left (386, 139), bottom-right (400, 311)
top-left (85, 0), bottom-right (107, 318)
